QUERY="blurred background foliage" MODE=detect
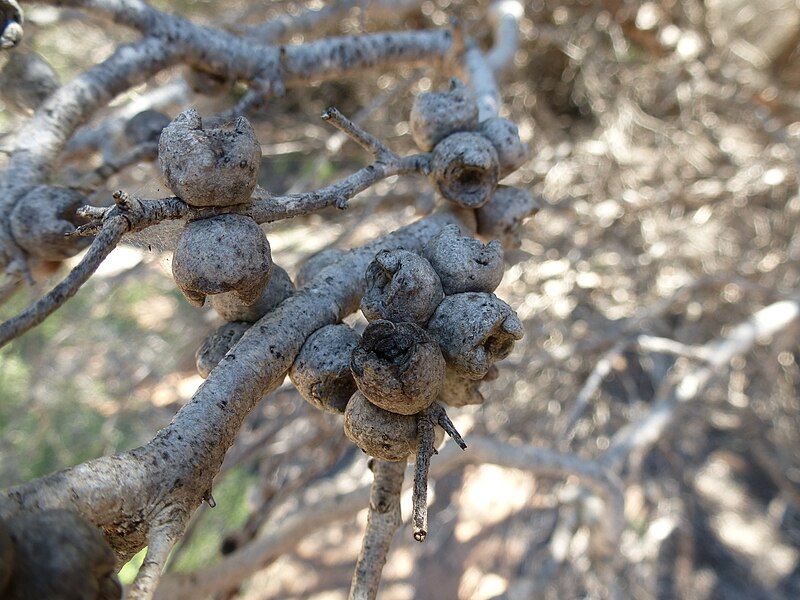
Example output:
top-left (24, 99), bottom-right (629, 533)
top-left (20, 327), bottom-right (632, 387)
top-left (3, 0), bottom-right (800, 598)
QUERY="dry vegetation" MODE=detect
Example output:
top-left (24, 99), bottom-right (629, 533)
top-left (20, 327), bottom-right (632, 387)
top-left (2, 0), bottom-right (800, 598)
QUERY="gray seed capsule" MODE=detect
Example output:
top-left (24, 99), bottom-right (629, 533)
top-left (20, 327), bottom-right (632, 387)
top-left (210, 265), bottom-right (294, 323)
top-left (195, 321), bottom-right (250, 378)
top-left (290, 323), bottom-right (360, 414)
top-left (475, 186), bottom-right (541, 249)
top-left (424, 224), bottom-right (504, 295)
top-left (344, 391), bottom-right (418, 461)
top-left (360, 249), bottom-right (443, 325)
top-left (410, 78), bottom-right (479, 151)
top-left (351, 320), bottom-right (444, 415)
top-left (172, 214), bottom-right (272, 307)
top-left (2, 510), bottom-right (120, 600)
top-left (427, 292), bottom-right (524, 379)
top-left (9, 186), bottom-right (91, 261)
top-left (431, 131), bottom-right (499, 208)
top-left (478, 117), bottom-right (530, 177)
top-left (158, 109), bottom-right (262, 207)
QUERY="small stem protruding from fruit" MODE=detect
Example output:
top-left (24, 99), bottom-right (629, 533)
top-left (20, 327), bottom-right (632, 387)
top-left (412, 402), bottom-right (466, 542)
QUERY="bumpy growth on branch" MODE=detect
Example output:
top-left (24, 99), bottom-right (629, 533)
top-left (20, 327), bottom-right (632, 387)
top-left (210, 265), bottom-right (294, 322)
top-left (158, 110), bottom-right (262, 207)
top-left (424, 223), bottom-right (504, 294)
top-left (290, 323), bottom-right (360, 414)
top-left (171, 213), bottom-right (273, 307)
top-left (195, 321), bottom-right (251, 378)
top-left (9, 186), bottom-right (91, 261)
top-left (428, 292), bottom-right (524, 379)
top-left (360, 249), bottom-right (444, 325)
top-left (0, 50), bottom-right (58, 113)
top-left (351, 320), bottom-right (445, 415)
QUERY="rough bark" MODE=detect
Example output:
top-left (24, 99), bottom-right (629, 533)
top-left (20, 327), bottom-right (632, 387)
top-left (348, 460), bottom-right (406, 600)
top-left (0, 209), bottom-right (469, 563)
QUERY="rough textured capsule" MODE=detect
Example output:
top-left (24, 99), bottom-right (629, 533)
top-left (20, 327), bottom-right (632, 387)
top-left (290, 323), bottom-right (360, 414)
top-left (210, 265), bottom-right (294, 323)
top-left (1, 510), bottom-right (120, 600)
top-left (478, 117), bottom-right (530, 177)
top-left (360, 249), bottom-right (443, 325)
top-left (158, 109), bottom-right (262, 207)
top-left (431, 131), bottom-right (499, 208)
top-left (351, 320), bottom-right (444, 415)
top-left (124, 109), bottom-right (171, 146)
top-left (172, 214), bottom-right (272, 307)
top-left (9, 186), bottom-right (91, 261)
top-left (0, 50), bottom-right (58, 113)
top-left (410, 78), bottom-right (479, 151)
top-left (295, 247), bottom-right (345, 288)
top-left (439, 365), bottom-right (498, 407)
top-left (424, 224), bottom-right (504, 295)
top-left (427, 292), bottom-right (524, 379)
top-left (475, 186), bottom-right (541, 249)
top-left (344, 391), bottom-right (419, 461)
top-left (196, 321), bottom-right (250, 378)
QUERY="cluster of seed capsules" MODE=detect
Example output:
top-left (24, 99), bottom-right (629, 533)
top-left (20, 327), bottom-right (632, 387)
top-left (414, 78), bottom-right (537, 246)
top-left (188, 79), bottom-right (537, 458)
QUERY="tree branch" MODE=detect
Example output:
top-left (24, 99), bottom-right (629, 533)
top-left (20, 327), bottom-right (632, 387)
top-left (349, 459), bottom-right (406, 600)
top-left (0, 109), bottom-right (432, 347)
top-left (0, 208), bottom-right (471, 567)
top-left (0, 216), bottom-right (128, 347)
top-left (156, 436), bottom-right (624, 599)
top-left (601, 295), bottom-right (800, 471)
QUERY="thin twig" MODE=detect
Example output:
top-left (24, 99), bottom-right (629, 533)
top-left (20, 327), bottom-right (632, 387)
top-left (601, 296), bottom-right (800, 471)
top-left (157, 436), bottom-right (624, 599)
top-left (412, 407), bottom-right (437, 542)
top-left (429, 402), bottom-right (467, 449)
top-left (322, 107), bottom-right (395, 162)
top-left (0, 216), bottom-right (128, 348)
top-left (561, 341), bottom-right (627, 441)
top-left (128, 515), bottom-right (185, 600)
top-left (69, 141), bottom-right (159, 193)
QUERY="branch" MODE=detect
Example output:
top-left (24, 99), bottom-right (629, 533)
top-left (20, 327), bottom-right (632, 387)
top-left (349, 459), bottom-right (406, 600)
top-left (128, 512), bottom-right (186, 600)
top-left (0, 37), bottom-right (185, 274)
top-left (0, 191), bottom-right (187, 348)
top-left (68, 141), bottom-right (159, 193)
top-left (0, 108), bottom-right (431, 346)
top-left (601, 296), bottom-right (800, 471)
top-left (156, 436), bottom-right (624, 599)
top-left (239, 0), bottom-right (424, 43)
top-left (0, 216), bottom-right (128, 347)
top-left (412, 402), bottom-right (466, 542)
top-left (1, 16), bottom-right (455, 272)
top-left (485, 0), bottom-right (524, 72)
top-left (0, 208), bottom-right (471, 570)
